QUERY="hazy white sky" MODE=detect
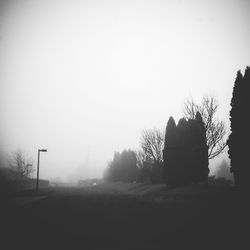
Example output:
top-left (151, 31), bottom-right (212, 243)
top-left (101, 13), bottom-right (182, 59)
top-left (0, 0), bottom-right (249, 181)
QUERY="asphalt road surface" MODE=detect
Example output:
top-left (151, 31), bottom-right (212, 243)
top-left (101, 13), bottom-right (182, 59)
top-left (0, 183), bottom-right (247, 250)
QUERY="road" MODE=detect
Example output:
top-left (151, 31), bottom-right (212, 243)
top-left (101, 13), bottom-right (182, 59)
top-left (0, 183), bottom-right (247, 249)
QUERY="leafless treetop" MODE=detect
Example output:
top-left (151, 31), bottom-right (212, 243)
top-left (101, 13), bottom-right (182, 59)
top-left (183, 95), bottom-right (226, 159)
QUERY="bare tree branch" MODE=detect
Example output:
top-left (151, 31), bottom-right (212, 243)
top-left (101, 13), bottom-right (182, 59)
top-left (140, 128), bottom-right (164, 165)
top-left (183, 95), bottom-right (226, 160)
top-left (9, 150), bottom-right (34, 180)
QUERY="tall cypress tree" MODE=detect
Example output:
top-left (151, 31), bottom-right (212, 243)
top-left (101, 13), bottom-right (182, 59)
top-left (164, 114), bottom-right (209, 186)
top-left (228, 70), bottom-right (243, 185)
top-left (193, 112), bottom-right (209, 183)
top-left (163, 117), bottom-right (178, 185)
top-left (176, 118), bottom-right (190, 185)
top-left (228, 67), bottom-right (250, 186)
top-left (179, 113), bottom-right (208, 185)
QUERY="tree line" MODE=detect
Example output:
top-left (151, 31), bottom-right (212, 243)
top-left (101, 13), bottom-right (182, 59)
top-left (104, 66), bottom-right (249, 187)
top-left (104, 95), bottom-right (226, 185)
top-left (104, 149), bottom-right (138, 182)
top-left (163, 113), bottom-right (208, 186)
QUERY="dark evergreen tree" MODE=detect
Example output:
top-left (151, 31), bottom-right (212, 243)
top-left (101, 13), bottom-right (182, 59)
top-left (103, 149), bottom-right (138, 182)
top-left (120, 149), bottom-right (138, 182)
top-left (163, 117), bottom-right (178, 185)
top-left (228, 71), bottom-right (243, 185)
top-left (191, 112), bottom-right (209, 184)
top-left (176, 118), bottom-right (190, 185)
top-left (228, 67), bottom-right (250, 186)
top-left (163, 113), bottom-right (208, 186)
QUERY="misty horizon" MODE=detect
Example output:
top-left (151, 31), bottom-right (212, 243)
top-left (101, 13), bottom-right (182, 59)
top-left (1, 0), bottom-right (249, 182)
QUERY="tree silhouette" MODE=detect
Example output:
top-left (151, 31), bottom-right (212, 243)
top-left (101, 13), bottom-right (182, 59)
top-left (104, 149), bottom-right (138, 182)
top-left (163, 116), bottom-right (179, 185)
top-left (9, 149), bottom-right (34, 180)
top-left (136, 150), bottom-right (152, 182)
top-left (191, 112), bottom-right (209, 184)
top-left (163, 114), bottom-right (208, 186)
top-left (183, 95), bottom-right (226, 159)
top-left (228, 66), bottom-right (250, 186)
top-left (138, 128), bottom-right (164, 183)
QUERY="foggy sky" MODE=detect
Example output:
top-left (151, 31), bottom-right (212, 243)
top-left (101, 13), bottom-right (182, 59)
top-left (0, 0), bottom-right (249, 181)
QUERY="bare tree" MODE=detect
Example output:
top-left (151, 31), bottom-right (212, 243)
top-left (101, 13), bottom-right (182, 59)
top-left (138, 128), bottom-right (165, 182)
top-left (183, 95), bottom-right (226, 159)
top-left (140, 128), bottom-right (164, 166)
top-left (10, 150), bottom-right (34, 180)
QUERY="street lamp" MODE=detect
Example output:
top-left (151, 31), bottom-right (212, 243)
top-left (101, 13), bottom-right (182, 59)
top-left (36, 149), bottom-right (47, 192)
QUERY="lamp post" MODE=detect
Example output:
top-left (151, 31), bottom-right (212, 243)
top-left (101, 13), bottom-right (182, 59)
top-left (36, 149), bottom-right (47, 192)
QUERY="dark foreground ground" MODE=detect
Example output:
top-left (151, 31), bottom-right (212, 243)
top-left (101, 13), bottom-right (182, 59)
top-left (0, 182), bottom-right (248, 250)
